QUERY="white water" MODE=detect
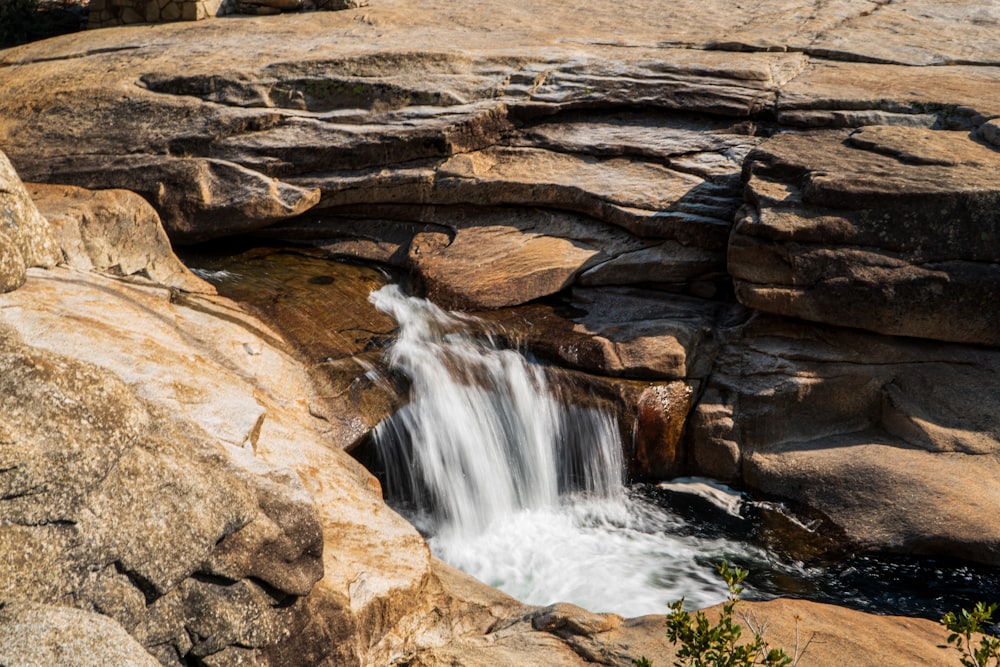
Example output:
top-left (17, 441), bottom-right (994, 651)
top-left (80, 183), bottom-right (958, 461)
top-left (370, 285), bottom-right (741, 616)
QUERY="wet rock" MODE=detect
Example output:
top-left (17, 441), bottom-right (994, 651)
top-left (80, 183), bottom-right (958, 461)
top-left (267, 204), bottom-right (724, 310)
top-left (180, 247), bottom-right (402, 447)
top-left (731, 126), bottom-right (1000, 346)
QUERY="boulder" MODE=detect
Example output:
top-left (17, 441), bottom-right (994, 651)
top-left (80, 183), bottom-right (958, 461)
top-left (29, 183), bottom-right (213, 293)
top-left (731, 126), bottom-right (1000, 346)
top-left (982, 119), bottom-right (1000, 147)
top-left (0, 266), bottom-right (438, 665)
top-left (0, 315), bottom-right (326, 663)
top-left (0, 151), bottom-right (59, 289)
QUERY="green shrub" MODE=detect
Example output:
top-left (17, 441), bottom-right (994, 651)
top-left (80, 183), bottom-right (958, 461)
top-left (940, 602), bottom-right (1000, 667)
top-left (634, 561), bottom-right (805, 667)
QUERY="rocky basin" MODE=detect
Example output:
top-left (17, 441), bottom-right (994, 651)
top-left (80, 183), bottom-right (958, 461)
top-left (1, 0), bottom-right (999, 664)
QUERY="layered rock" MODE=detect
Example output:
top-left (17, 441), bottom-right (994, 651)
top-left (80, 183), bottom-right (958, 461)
top-left (2, 0), bottom-right (1000, 664)
top-left (687, 313), bottom-right (1000, 564)
top-left (731, 126), bottom-right (1000, 346)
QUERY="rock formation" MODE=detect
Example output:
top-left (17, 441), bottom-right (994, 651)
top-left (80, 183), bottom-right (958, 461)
top-left (1, 0), bottom-right (998, 664)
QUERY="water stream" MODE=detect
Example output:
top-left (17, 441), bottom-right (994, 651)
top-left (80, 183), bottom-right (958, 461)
top-left (369, 285), bottom-right (760, 615)
top-left (183, 249), bottom-right (1000, 623)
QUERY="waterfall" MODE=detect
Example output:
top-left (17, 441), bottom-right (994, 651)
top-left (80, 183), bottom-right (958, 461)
top-left (371, 285), bottom-right (624, 535)
top-left (369, 285), bottom-right (736, 615)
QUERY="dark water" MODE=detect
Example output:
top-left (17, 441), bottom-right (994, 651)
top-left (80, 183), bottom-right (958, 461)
top-left (643, 482), bottom-right (1000, 624)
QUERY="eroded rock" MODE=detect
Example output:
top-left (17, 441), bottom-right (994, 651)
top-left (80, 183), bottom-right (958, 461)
top-left (688, 313), bottom-right (1000, 565)
top-left (732, 126), bottom-right (1000, 346)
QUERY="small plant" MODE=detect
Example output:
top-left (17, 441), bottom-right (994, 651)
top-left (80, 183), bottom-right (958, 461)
top-left (634, 561), bottom-right (805, 667)
top-left (940, 602), bottom-right (1000, 667)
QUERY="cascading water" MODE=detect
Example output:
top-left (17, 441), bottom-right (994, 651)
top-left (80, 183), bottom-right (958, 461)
top-left (369, 285), bottom-right (751, 616)
top-left (184, 252), bottom-right (1000, 624)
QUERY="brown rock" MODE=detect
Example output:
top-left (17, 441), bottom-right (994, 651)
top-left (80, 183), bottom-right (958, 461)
top-left (29, 183), bottom-right (213, 293)
top-left (433, 147), bottom-right (725, 243)
top-left (513, 112), bottom-right (763, 180)
top-left (177, 247), bottom-right (402, 447)
top-left (265, 204), bottom-right (714, 310)
top-left (731, 126), bottom-right (1000, 346)
top-left (689, 313), bottom-right (1000, 565)
top-left (629, 381), bottom-right (695, 480)
top-left (0, 316), bottom-right (328, 661)
top-left (0, 152), bottom-right (60, 269)
top-left (0, 266), bottom-right (433, 664)
top-left (480, 288), bottom-right (723, 380)
top-left (0, 230), bottom-right (26, 293)
top-left (776, 61), bottom-right (1000, 128)
top-left (806, 0), bottom-right (1000, 67)
top-left (27, 155), bottom-right (321, 244)
top-left (691, 598), bottom-right (961, 667)
top-left (0, 603), bottom-right (161, 667)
